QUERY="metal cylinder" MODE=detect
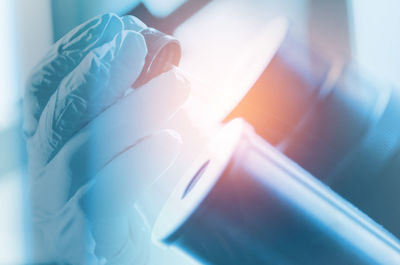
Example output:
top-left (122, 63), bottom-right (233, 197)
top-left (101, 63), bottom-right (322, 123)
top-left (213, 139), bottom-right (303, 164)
top-left (153, 119), bottom-right (400, 265)
top-left (133, 27), bottom-right (182, 88)
top-left (224, 27), bottom-right (400, 237)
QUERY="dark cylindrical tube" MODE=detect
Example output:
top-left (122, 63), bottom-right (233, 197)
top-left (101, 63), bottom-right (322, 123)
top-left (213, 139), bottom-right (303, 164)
top-left (224, 27), bottom-right (400, 237)
top-left (153, 119), bottom-right (400, 265)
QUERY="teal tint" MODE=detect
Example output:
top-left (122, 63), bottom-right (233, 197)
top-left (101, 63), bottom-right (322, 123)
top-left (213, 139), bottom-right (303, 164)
top-left (143, 0), bottom-right (188, 17)
top-left (0, 0), bottom-right (26, 263)
top-left (349, 0), bottom-right (400, 84)
top-left (51, 0), bottom-right (141, 41)
top-left (51, 0), bottom-right (188, 41)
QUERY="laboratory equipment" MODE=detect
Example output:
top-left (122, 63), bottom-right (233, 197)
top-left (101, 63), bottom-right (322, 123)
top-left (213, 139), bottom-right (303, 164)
top-left (141, 14), bottom-right (400, 239)
top-left (225, 26), bottom-right (400, 237)
top-left (136, 14), bottom-right (400, 244)
top-left (153, 119), bottom-right (400, 265)
top-left (140, 20), bottom-right (400, 264)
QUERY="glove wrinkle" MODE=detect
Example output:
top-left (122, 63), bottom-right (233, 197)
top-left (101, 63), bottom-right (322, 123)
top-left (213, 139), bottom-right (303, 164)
top-left (34, 30), bottom-right (147, 166)
top-left (24, 13), bottom-right (124, 138)
top-left (24, 13), bottom-right (190, 265)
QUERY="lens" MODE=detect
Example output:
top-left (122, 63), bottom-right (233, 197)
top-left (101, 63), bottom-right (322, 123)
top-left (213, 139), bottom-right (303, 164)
top-left (182, 160), bottom-right (210, 199)
top-left (154, 120), bottom-right (400, 265)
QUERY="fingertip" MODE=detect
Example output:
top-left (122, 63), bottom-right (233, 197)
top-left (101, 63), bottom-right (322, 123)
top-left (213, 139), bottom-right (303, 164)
top-left (101, 12), bottom-right (118, 19)
top-left (98, 12), bottom-right (117, 24)
top-left (141, 67), bottom-right (191, 105)
top-left (170, 67), bottom-right (191, 100)
top-left (120, 30), bottom-right (147, 59)
top-left (109, 30), bottom-right (147, 88)
top-left (62, 13), bottom-right (123, 53)
top-left (126, 130), bottom-right (182, 178)
top-left (122, 68), bottom-right (190, 126)
top-left (103, 12), bottom-right (124, 33)
top-left (121, 15), bottom-right (147, 31)
top-left (99, 13), bottom-right (122, 28)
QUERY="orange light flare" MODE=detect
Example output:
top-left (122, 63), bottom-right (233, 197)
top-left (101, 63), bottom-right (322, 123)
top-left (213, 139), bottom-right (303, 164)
top-left (147, 17), bottom-right (290, 207)
top-left (175, 17), bottom-right (289, 136)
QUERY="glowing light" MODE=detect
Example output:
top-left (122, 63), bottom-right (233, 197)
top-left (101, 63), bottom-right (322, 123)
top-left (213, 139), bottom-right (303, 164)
top-left (0, 0), bottom-right (19, 130)
top-left (349, 0), bottom-right (400, 84)
top-left (175, 0), bottom-right (288, 133)
top-left (0, 170), bottom-right (24, 264)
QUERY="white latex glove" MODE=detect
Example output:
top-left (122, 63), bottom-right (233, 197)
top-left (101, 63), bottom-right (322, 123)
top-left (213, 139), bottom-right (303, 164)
top-left (23, 13), bottom-right (189, 264)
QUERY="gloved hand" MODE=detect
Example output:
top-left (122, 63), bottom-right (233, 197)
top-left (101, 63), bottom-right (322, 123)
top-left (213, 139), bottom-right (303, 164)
top-left (23, 13), bottom-right (189, 264)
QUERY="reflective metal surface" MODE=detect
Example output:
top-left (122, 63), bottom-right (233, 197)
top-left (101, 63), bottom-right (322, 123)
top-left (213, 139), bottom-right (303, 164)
top-left (225, 27), bottom-right (400, 237)
top-left (154, 119), bottom-right (400, 265)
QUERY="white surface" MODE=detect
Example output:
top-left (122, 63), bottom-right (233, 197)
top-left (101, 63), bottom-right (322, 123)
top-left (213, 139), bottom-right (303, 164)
top-left (14, 0), bottom-right (53, 87)
top-left (0, 0), bottom-right (19, 130)
top-left (0, 170), bottom-right (25, 265)
top-left (176, 0), bottom-right (290, 133)
top-left (153, 119), bottom-right (245, 243)
top-left (349, 0), bottom-right (400, 85)
top-left (0, 0), bottom-right (53, 129)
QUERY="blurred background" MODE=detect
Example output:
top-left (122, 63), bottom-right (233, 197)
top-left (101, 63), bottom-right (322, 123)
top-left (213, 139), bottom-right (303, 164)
top-left (1, 0), bottom-right (399, 264)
